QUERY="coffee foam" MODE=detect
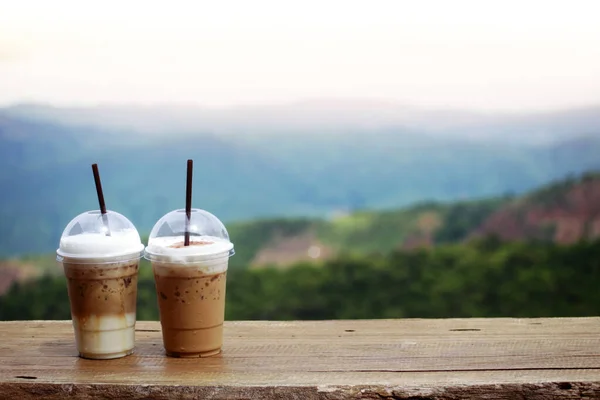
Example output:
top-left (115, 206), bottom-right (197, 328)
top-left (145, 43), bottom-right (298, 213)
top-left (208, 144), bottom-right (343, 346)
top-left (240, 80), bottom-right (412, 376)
top-left (58, 230), bottom-right (144, 259)
top-left (145, 235), bottom-right (233, 265)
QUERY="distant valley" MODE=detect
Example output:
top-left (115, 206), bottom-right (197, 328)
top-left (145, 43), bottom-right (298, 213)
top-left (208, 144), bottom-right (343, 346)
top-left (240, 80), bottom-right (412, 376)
top-left (1, 101), bottom-right (600, 256)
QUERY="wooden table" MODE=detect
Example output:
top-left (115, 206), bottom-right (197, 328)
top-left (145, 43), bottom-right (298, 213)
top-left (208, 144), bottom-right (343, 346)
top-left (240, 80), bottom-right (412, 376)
top-left (0, 318), bottom-right (599, 399)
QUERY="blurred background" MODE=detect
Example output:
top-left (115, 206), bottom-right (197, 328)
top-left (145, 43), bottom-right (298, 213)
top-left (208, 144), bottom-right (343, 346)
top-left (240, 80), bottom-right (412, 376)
top-left (1, 0), bottom-right (600, 320)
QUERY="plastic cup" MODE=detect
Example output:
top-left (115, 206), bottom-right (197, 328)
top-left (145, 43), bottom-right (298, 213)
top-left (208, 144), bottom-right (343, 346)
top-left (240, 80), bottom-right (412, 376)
top-left (57, 210), bottom-right (144, 360)
top-left (144, 208), bottom-right (234, 357)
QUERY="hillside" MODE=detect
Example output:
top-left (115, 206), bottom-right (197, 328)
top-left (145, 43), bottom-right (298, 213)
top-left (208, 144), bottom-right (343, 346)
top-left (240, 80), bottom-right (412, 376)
top-left (473, 172), bottom-right (600, 243)
top-left (1, 172), bottom-right (600, 295)
top-left (2, 106), bottom-right (600, 257)
top-left (232, 172), bottom-right (600, 268)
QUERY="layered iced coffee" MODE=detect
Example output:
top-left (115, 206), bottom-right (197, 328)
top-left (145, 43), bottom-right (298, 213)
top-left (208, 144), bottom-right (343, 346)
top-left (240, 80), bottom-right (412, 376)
top-left (145, 209), bottom-right (234, 357)
top-left (57, 210), bottom-right (144, 359)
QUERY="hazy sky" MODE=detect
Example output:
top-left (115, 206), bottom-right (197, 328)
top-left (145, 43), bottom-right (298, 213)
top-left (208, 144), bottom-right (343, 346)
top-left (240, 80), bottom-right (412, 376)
top-left (1, 0), bottom-right (600, 111)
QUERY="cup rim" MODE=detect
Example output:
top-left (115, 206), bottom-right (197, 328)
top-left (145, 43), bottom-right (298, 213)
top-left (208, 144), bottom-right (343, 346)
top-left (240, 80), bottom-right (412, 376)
top-left (57, 250), bottom-right (144, 265)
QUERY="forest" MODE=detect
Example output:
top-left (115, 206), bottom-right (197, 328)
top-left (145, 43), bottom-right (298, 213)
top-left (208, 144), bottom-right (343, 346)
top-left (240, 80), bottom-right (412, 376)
top-left (2, 237), bottom-right (599, 321)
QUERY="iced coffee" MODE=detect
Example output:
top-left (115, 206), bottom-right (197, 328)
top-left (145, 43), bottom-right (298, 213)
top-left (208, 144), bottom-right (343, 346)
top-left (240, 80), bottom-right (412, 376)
top-left (145, 209), bottom-right (234, 357)
top-left (57, 210), bottom-right (144, 359)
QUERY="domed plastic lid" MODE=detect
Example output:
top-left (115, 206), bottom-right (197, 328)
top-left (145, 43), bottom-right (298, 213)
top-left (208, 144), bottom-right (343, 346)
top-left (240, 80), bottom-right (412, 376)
top-left (144, 208), bottom-right (234, 263)
top-left (57, 210), bottom-right (144, 261)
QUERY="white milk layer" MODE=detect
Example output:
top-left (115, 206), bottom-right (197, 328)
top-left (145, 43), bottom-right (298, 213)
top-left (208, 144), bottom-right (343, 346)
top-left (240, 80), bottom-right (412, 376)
top-left (72, 313), bottom-right (136, 359)
top-left (58, 230), bottom-right (144, 259)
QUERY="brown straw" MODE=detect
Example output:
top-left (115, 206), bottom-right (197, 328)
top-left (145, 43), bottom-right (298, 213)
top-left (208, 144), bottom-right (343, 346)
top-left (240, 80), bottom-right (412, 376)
top-left (184, 159), bottom-right (193, 246)
top-left (91, 164), bottom-right (111, 236)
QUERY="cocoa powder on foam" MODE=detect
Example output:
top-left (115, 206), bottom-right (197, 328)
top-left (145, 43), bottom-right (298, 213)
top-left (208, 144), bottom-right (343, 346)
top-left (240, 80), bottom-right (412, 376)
top-left (168, 241), bottom-right (213, 249)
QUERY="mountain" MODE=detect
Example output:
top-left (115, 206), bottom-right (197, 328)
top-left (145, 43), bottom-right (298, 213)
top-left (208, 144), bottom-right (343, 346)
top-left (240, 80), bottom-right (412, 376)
top-left (231, 172), bottom-right (600, 268)
top-left (472, 172), bottom-right (600, 243)
top-left (0, 113), bottom-right (318, 256)
top-left (1, 103), bottom-right (600, 256)
top-left (6, 100), bottom-right (600, 144)
top-left (2, 172), bottom-right (599, 297)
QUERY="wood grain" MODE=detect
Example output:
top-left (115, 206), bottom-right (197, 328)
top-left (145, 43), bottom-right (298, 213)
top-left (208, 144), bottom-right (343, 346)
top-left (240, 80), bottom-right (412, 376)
top-left (0, 318), bottom-right (599, 399)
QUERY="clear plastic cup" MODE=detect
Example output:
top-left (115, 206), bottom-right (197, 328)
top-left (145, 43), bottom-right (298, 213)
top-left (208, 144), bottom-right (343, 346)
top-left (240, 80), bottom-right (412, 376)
top-left (144, 208), bottom-right (234, 357)
top-left (56, 210), bottom-right (144, 360)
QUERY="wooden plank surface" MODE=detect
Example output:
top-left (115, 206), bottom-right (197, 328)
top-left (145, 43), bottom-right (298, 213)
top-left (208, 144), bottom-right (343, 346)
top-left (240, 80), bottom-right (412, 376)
top-left (0, 318), bottom-right (599, 399)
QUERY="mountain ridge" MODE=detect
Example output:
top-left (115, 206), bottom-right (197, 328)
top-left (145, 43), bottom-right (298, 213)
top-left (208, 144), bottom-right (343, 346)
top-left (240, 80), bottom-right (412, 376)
top-left (1, 105), bottom-right (600, 256)
top-left (234, 171), bottom-right (600, 268)
top-left (4, 100), bottom-right (600, 144)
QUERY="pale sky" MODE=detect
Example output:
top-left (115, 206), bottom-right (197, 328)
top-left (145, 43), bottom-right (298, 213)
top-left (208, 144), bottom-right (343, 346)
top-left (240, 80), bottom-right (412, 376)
top-left (1, 0), bottom-right (600, 111)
